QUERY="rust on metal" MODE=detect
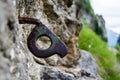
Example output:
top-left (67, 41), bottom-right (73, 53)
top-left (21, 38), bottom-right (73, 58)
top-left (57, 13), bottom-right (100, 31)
top-left (18, 17), bottom-right (69, 58)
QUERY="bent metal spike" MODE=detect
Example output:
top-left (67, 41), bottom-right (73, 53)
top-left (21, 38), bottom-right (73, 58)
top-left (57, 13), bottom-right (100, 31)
top-left (19, 17), bottom-right (69, 58)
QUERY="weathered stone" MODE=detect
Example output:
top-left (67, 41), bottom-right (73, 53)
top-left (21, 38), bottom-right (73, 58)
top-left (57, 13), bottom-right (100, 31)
top-left (79, 50), bottom-right (98, 79)
top-left (17, 0), bottom-right (82, 66)
top-left (39, 50), bottom-right (103, 80)
top-left (0, 0), bottom-right (102, 80)
top-left (41, 67), bottom-right (77, 80)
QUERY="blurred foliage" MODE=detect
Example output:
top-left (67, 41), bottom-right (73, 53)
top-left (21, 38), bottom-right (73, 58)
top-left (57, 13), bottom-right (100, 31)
top-left (115, 45), bottom-right (120, 52)
top-left (79, 0), bottom-right (93, 14)
top-left (115, 45), bottom-right (120, 63)
top-left (79, 0), bottom-right (106, 41)
top-left (117, 36), bottom-right (120, 45)
top-left (78, 18), bottom-right (120, 80)
top-left (116, 52), bottom-right (120, 63)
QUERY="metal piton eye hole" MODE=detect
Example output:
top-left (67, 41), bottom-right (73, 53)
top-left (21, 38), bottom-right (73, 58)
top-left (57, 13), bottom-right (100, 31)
top-left (36, 36), bottom-right (51, 50)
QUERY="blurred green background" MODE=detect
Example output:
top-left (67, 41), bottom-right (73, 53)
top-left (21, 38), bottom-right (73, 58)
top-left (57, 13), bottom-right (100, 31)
top-left (78, 0), bottom-right (120, 80)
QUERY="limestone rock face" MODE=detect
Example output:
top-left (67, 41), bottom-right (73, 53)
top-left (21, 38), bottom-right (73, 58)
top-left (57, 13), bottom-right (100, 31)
top-left (0, 0), bottom-right (102, 80)
top-left (17, 0), bottom-right (82, 67)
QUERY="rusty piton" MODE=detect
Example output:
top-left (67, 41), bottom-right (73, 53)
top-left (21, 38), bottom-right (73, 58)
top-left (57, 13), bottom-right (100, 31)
top-left (19, 17), bottom-right (69, 58)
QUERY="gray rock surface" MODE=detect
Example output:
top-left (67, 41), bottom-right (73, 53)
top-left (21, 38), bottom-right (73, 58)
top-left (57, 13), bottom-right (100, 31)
top-left (79, 50), bottom-right (101, 80)
top-left (0, 0), bottom-right (102, 80)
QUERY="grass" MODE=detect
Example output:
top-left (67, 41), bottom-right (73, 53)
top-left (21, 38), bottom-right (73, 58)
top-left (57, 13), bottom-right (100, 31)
top-left (78, 22), bottom-right (120, 80)
top-left (115, 45), bottom-right (120, 63)
top-left (79, 0), bottom-right (106, 40)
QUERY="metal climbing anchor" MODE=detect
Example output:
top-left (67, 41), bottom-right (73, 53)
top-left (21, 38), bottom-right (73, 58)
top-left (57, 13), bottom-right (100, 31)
top-left (19, 17), bottom-right (69, 58)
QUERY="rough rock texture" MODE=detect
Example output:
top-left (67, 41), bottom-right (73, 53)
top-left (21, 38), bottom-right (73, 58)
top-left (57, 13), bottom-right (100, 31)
top-left (17, 0), bottom-right (82, 67)
top-left (0, 0), bottom-right (102, 80)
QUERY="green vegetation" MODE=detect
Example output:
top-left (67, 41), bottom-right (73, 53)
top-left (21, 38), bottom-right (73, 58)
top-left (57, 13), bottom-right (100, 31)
top-left (80, 0), bottom-right (106, 41)
top-left (79, 0), bottom-right (93, 14)
top-left (78, 0), bottom-right (120, 79)
top-left (78, 20), bottom-right (120, 80)
top-left (115, 45), bottom-right (120, 63)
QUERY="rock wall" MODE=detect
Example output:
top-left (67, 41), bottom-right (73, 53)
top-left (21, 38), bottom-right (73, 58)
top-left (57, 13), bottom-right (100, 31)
top-left (0, 0), bottom-right (102, 80)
